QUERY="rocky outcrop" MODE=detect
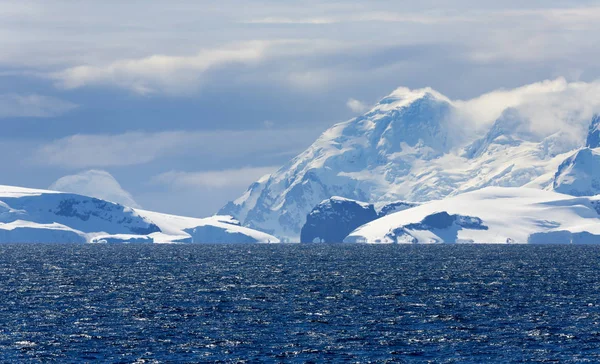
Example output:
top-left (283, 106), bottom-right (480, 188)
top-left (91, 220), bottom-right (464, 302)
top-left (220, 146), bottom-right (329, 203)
top-left (300, 197), bottom-right (378, 243)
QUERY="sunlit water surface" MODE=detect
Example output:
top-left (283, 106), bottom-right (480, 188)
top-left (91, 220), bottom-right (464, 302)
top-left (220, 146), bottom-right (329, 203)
top-left (1, 244), bottom-right (600, 362)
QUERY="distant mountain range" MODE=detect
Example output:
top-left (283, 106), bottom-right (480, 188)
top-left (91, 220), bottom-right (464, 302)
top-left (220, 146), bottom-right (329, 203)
top-left (221, 86), bottom-right (600, 242)
top-left (4, 84), bottom-right (600, 245)
top-left (0, 185), bottom-right (278, 244)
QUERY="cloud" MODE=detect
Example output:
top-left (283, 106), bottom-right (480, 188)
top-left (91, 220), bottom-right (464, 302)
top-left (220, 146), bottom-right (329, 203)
top-left (8, 3), bottom-right (595, 100)
top-left (243, 7), bottom-right (600, 27)
top-left (346, 98), bottom-right (368, 113)
top-left (450, 78), bottom-right (600, 146)
top-left (243, 12), bottom-right (476, 25)
top-left (244, 16), bottom-right (336, 25)
top-left (50, 39), bottom-right (353, 94)
top-left (455, 78), bottom-right (572, 126)
top-left (49, 169), bottom-right (140, 208)
top-left (52, 41), bottom-right (287, 94)
top-left (0, 94), bottom-right (77, 118)
top-left (35, 131), bottom-right (186, 168)
top-left (151, 166), bottom-right (278, 189)
top-left (33, 128), bottom-right (318, 168)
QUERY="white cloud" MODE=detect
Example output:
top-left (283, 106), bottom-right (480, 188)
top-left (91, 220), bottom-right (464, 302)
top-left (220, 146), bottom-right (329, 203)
top-left (49, 169), bottom-right (140, 208)
top-left (346, 98), bottom-right (368, 113)
top-left (244, 7), bottom-right (600, 27)
top-left (244, 16), bottom-right (336, 25)
top-left (0, 93), bottom-right (77, 118)
top-left (35, 131), bottom-right (186, 167)
top-left (4, 3), bottom-right (595, 98)
top-left (52, 41), bottom-right (273, 94)
top-left (451, 78), bottom-right (600, 144)
top-left (285, 69), bottom-right (334, 90)
top-left (49, 39), bottom-right (348, 94)
top-left (151, 167), bottom-right (278, 189)
top-left (33, 128), bottom-right (318, 168)
top-left (455, 78), bottom-right (572, 126)
top-left (243, 12), bottom-right (476, 25)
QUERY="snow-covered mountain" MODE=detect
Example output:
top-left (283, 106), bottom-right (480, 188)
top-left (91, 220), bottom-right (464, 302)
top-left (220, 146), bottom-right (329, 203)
top-left (345, 187), bottom-right (600, 244)
top-left (587, 115), bottom-right (600, 148)
top-left (552, 148), bottom-right (600, 197)
top-left (0, 185), bottom-right (278, 244)
top-left (299, 196), bottom-right (420, 243)
top-left (221, 84), bottom-right (597, 241)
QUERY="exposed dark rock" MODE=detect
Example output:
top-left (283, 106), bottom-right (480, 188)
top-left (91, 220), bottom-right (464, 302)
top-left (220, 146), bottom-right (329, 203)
top-left (301, 197), bottom-right (378, 243)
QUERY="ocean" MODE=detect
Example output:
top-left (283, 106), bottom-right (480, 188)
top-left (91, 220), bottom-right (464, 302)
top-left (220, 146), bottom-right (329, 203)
top-left (0, 244), bottom-right (599, 363)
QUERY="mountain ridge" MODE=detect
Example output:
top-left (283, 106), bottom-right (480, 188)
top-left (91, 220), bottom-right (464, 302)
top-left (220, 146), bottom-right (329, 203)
top-left (0, 185), bottom-right (279, 244)
top-left (221, 84), bottom-right (600, 241)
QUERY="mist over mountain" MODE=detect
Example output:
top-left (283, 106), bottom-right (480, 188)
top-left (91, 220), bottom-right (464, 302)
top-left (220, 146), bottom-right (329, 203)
top-left (50, 170), bottom-right (140, 208)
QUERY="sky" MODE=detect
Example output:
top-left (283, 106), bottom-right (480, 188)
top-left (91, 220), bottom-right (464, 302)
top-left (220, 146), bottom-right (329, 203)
top-left (2, 0), bottom-right (600, 217)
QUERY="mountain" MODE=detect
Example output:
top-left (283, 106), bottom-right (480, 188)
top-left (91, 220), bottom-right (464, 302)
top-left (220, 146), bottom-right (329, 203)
top-left (587, 115), bottom-right (600, 148)
top-left (50, 170), bottom-right (140, 208)
top-left (222, 86), bottom-right (590, 241)
top-left (300, 197), bottom-right (378, 243)
top-left (345, 187), bottom-right (600, 244)
top-left (0, 185), bottom-right (278, 244)
top-left (299, 196), bottom-right (420, 243)
top-left (552, 148), bottom-right (600, 196)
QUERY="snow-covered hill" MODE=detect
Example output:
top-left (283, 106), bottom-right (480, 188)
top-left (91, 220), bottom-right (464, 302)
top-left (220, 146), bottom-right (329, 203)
top-left (345, 187), bottom-right (600, 244)
top-left (221, 81), bottom-right (599, 241)
top-left (0, 185), bottom-right (279, 244)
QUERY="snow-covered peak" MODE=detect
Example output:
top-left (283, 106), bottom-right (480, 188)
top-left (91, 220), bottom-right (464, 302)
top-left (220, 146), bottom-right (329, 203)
top-left (465, 108), bottom-right (538, 158)
top-left (371, 87), bottom-right (451, 113)
top-left (345, 87), bottom-right (456, 159)
top-left (220, 86), bottom-right (459, 240)
top-left (587, 115), bottom-right (600, 148)
top-left (0, 185), bottom-right (61, 198)
top-left (221, 83), bottom-right (597, 241)
top-left (552, 147), bottom-right (600, 196)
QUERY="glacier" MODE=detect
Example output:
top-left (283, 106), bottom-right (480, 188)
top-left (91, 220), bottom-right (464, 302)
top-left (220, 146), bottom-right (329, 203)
top-left (345, 187), bottom-right (600, 244)
top-left (0, 185), bottom-right (279, 244)
top-left (221, 83), bottom-right (599, 241)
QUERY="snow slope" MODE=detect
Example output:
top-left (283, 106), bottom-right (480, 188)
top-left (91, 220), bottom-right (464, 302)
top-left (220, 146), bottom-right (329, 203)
top-left (222, 85), bottom-right (592, 241)
top-left (552, 148), bottom-right (600, 196)
top-left (345, 187), bottom-right (600, 244)
top-left (587, 115), bottom-right (600, 148)
top-left (0, 185), bottom-right (279, 244)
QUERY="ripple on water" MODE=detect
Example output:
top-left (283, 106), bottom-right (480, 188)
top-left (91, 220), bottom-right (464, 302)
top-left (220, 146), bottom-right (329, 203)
top-left (0, 244), bottom-right (600, 362)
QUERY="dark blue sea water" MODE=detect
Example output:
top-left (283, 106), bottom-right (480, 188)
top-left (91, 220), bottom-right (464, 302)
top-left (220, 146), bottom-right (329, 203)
top-left (1, 244), bottom-right (600, 363)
